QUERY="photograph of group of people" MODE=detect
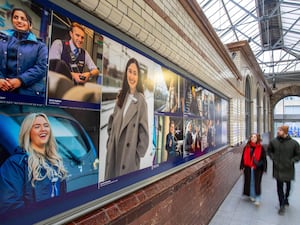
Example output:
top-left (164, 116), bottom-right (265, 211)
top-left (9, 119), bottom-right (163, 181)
top-left (152, 72), bottom-right (228, 164)
top-left (0, 0), bottom-right (102, 109)
top-left (0, 0), bottom-right (229, 222)
top-left (98, 35), bottom-right (229, 182)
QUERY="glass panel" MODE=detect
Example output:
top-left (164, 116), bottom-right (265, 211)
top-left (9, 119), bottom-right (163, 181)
top-left (197, 0), bottom-right (300, 77)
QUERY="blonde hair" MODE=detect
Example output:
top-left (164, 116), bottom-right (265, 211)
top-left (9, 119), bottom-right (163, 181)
top-left (185, 121), bottom-right (192, 134)
top-left (19, 113), bottom-right (67, 186)
top-left (70, 22), bottom-right (85, 33)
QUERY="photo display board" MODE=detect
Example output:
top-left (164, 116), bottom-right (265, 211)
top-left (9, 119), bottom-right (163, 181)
top-left (0, 0), bottom-right (228, 224)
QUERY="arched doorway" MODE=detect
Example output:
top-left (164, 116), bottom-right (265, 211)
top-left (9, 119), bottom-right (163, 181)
top-left (270, 85), bottom-right (300, 138)
top-left (257, 88), bottom-right (260, 133)
top-left (263, 96), bottom-right (266, 133)
top-left (273, 96), bottom-right (300, 137)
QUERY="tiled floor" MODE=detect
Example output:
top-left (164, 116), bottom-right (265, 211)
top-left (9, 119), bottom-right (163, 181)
top-left (208, 144), bottom-right (300, 225)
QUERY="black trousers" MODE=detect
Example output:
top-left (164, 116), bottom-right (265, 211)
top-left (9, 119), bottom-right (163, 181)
top-left (276, 180), bottom-right (291, 206)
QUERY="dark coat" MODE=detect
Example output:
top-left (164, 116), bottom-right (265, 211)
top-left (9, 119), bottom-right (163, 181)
top-left (0, 147), bottom-right (66, 214)
top-left (105, 92), bottom-right (149, 179)
top-left (240, 144), bottom-right (267, 196)
top-left (267, 135), bottom-right (300, 181)
top-left (0, 29), bottom-right (48, 97)
top-left (185, 131), bottom-right (193, 152)
top-left (166, 133), bottom-right (176, 156)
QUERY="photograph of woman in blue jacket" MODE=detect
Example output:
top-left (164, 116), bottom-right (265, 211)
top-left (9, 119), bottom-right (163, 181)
top-left (0, 113), bottom-right (67, 214)
top-left (105, 58), bottom-right (149, 180)
top-left (0, 8), bottom-right (48, 100)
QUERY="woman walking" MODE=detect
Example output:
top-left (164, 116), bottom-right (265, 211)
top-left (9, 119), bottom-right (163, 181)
top-left (240, 133), bottom-right (267, 206)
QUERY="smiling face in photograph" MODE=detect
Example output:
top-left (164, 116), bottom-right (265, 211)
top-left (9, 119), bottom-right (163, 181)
top-left (127, 62), bottom-right (138, 93)
top-left (70, 26), bottom-right (85, 49)
top-left (30, 116), bottom-right (50, 154)
top-left (12, 10), bottom-right (31, 32)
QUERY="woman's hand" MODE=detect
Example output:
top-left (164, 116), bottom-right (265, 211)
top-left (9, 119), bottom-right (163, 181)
top-left (0, 79), bottom-right (13, 91)
top-left (5, 78), bottom-right (22, 91)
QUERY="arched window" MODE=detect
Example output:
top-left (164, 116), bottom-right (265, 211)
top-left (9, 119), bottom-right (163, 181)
top-left (245, 77), bottom-right (251, 138)
top-left (257, 88), bottom-right (260, 133)
top-left (273, 96), bottom-right (300, 137)
top-left (263, 96), bottom-right (266, 132)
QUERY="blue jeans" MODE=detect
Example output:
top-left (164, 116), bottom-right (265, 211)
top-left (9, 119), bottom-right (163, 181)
top-left (250, 168), bottom-right (261, 202)
top-left (250, 168), bottom-right (255, 198)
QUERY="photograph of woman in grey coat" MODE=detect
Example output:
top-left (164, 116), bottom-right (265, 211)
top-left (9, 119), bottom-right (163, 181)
top-left (105, 58), bottom-right (149, 180)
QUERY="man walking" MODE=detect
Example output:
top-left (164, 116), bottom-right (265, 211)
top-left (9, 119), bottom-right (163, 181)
top-left (267, 125), bottom-right (300, 215)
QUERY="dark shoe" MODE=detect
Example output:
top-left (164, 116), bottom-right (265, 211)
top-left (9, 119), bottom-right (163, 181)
top-left (278, 206), bottom-right (285, 215)
top-left (284, 198), bottom-right (289, 206)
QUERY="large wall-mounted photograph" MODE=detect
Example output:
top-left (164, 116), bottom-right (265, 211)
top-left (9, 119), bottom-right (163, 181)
top-left (47, 9), bottom-right (102, 110)
top-left (0, 0), bottom-right (229, 224)
top-left (0, 0), bottom-right (49, 105)
top-left (98, 36), bottom-right (156, 183)
top-left (0, 103), bottom-right (100, 214)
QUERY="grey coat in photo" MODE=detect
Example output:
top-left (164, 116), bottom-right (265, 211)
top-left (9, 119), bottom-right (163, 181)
top-left (105, 92), bottom-right (149, 180)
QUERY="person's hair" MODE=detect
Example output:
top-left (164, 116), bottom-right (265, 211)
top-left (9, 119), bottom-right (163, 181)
top-left (11, 8), bottom-right (32, 26)
top-left (169, 120), bottom-right (175, 128)
top-left (191, 85), bottom-right (195, 93)
top-left (19, 113), bottom-right (67, 186)
top-left (257, 133), bottom-right (262, 143)
top-left (70, 22), bottom-right (85, 33)
top-left (185, 121), bottom-right (192, 134)
top-left (117, 58), bottom-right (144, 108)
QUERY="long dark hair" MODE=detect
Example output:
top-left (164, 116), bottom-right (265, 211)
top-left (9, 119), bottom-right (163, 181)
top-left (117, 58), bottom-right (144, 108)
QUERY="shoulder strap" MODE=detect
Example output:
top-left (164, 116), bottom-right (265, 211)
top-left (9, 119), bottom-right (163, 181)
top-left (62, 40), bottom-right (77, 63)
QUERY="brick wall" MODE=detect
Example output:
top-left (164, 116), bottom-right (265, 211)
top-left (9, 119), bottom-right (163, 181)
top-left (68, 146), bottom-right (243, 225)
